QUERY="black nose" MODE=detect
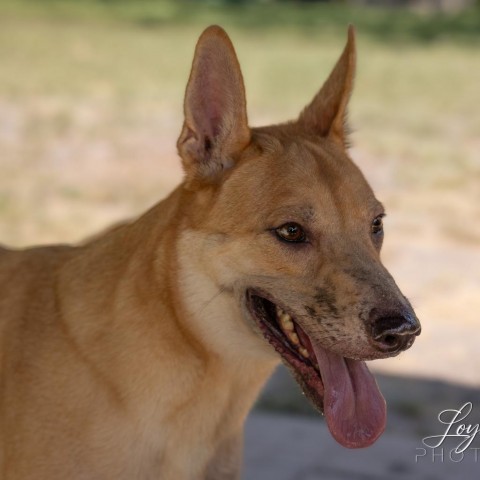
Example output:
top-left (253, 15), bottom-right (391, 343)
top-left (370, 313), bottom-right (421, 353)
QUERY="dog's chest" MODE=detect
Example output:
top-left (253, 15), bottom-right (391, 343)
top-left (134, 374), bottom-right (255, 479)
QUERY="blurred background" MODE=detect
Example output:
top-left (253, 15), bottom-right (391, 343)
top-left (0, 0), bottom-right (479, 478)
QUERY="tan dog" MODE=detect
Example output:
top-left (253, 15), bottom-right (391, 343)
top-left (0, 26), bottom-right (421, 479)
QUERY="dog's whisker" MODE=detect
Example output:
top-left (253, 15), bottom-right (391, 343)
top-left (195, 287), bottom-right (227, 317)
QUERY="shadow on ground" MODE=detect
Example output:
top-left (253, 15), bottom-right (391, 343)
top-left (256, 366), bottom-right (480, 437)
top-left (244, 366), bottom-right (480, 479)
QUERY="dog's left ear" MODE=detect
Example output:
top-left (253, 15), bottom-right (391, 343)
top-left (298, 26), bottom-right (356, 149)
top-left (177, 25), bottom-right (250, 187)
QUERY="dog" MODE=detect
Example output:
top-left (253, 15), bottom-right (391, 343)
top-left (0, 25), bottom-right (421, 479)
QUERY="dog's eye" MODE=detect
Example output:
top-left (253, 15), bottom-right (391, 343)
top-left (371, 215), bottom-right (384, 235)
top-left (275, 223), bottom-right (306, 243)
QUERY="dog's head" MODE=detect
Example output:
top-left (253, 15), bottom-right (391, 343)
top-left (176, 26), bottom-right (421, 449)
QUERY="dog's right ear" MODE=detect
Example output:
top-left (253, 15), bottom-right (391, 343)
top-left (177, 26), bottom-right (250, 188)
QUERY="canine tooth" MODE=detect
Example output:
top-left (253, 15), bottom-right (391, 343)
top-left (280, 315), bottom-right (294, 332)
top-left (299, 347), bottom-right (310, 358)
top-left (288, 331), bottom-right (300, 345)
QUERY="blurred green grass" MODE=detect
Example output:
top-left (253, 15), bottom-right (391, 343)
top-left (0, 0), bottom-right (479, 246)
top-left (2, 0), bottom-right (480, 42)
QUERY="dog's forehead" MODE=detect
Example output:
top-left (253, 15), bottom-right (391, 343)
top-left (237, 132), bottom-right (376, 203)
top-left (216, 132), bottom-right (381, 230)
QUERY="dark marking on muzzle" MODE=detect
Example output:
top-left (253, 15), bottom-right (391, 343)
top-left (314, 285), bottom-right (339, 317)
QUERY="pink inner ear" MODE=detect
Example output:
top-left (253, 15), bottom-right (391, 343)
top-left (207, 114), bottom-right (222, 138)
top-left (178, 26), bottom-right (250, 181)
top-left (191, 65), bottom-right (228, 141)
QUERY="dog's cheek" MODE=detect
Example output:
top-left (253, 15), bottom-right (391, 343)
top-left (204, 242), bottom-right (259, 287)
top-left (205, 237), bottom-right (307, 289)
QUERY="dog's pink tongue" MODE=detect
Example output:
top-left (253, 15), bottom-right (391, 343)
top-left (312, 344), bottom-right (386, 448)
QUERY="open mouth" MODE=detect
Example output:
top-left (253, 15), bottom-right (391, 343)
top-left (247, 292), bottom-right (325, 408)
top-left (247, 289), bottom-right (387, 449)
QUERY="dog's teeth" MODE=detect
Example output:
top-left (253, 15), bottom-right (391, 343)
top-left (276, 306), bottom-right (301, 346)
top-left (276, 306), bottom-right (294, 332)
top-left (299, 347), bottom-right (310, 358)
top-left (275, 306), bottom-right (310, 357)
top-left (280, 315), bottom-right (294, 332)
top-left (288, 332), bottom-right (300, 346)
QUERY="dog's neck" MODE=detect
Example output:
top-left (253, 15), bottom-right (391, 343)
top-left (56, 185), bottom-right (276, 440)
